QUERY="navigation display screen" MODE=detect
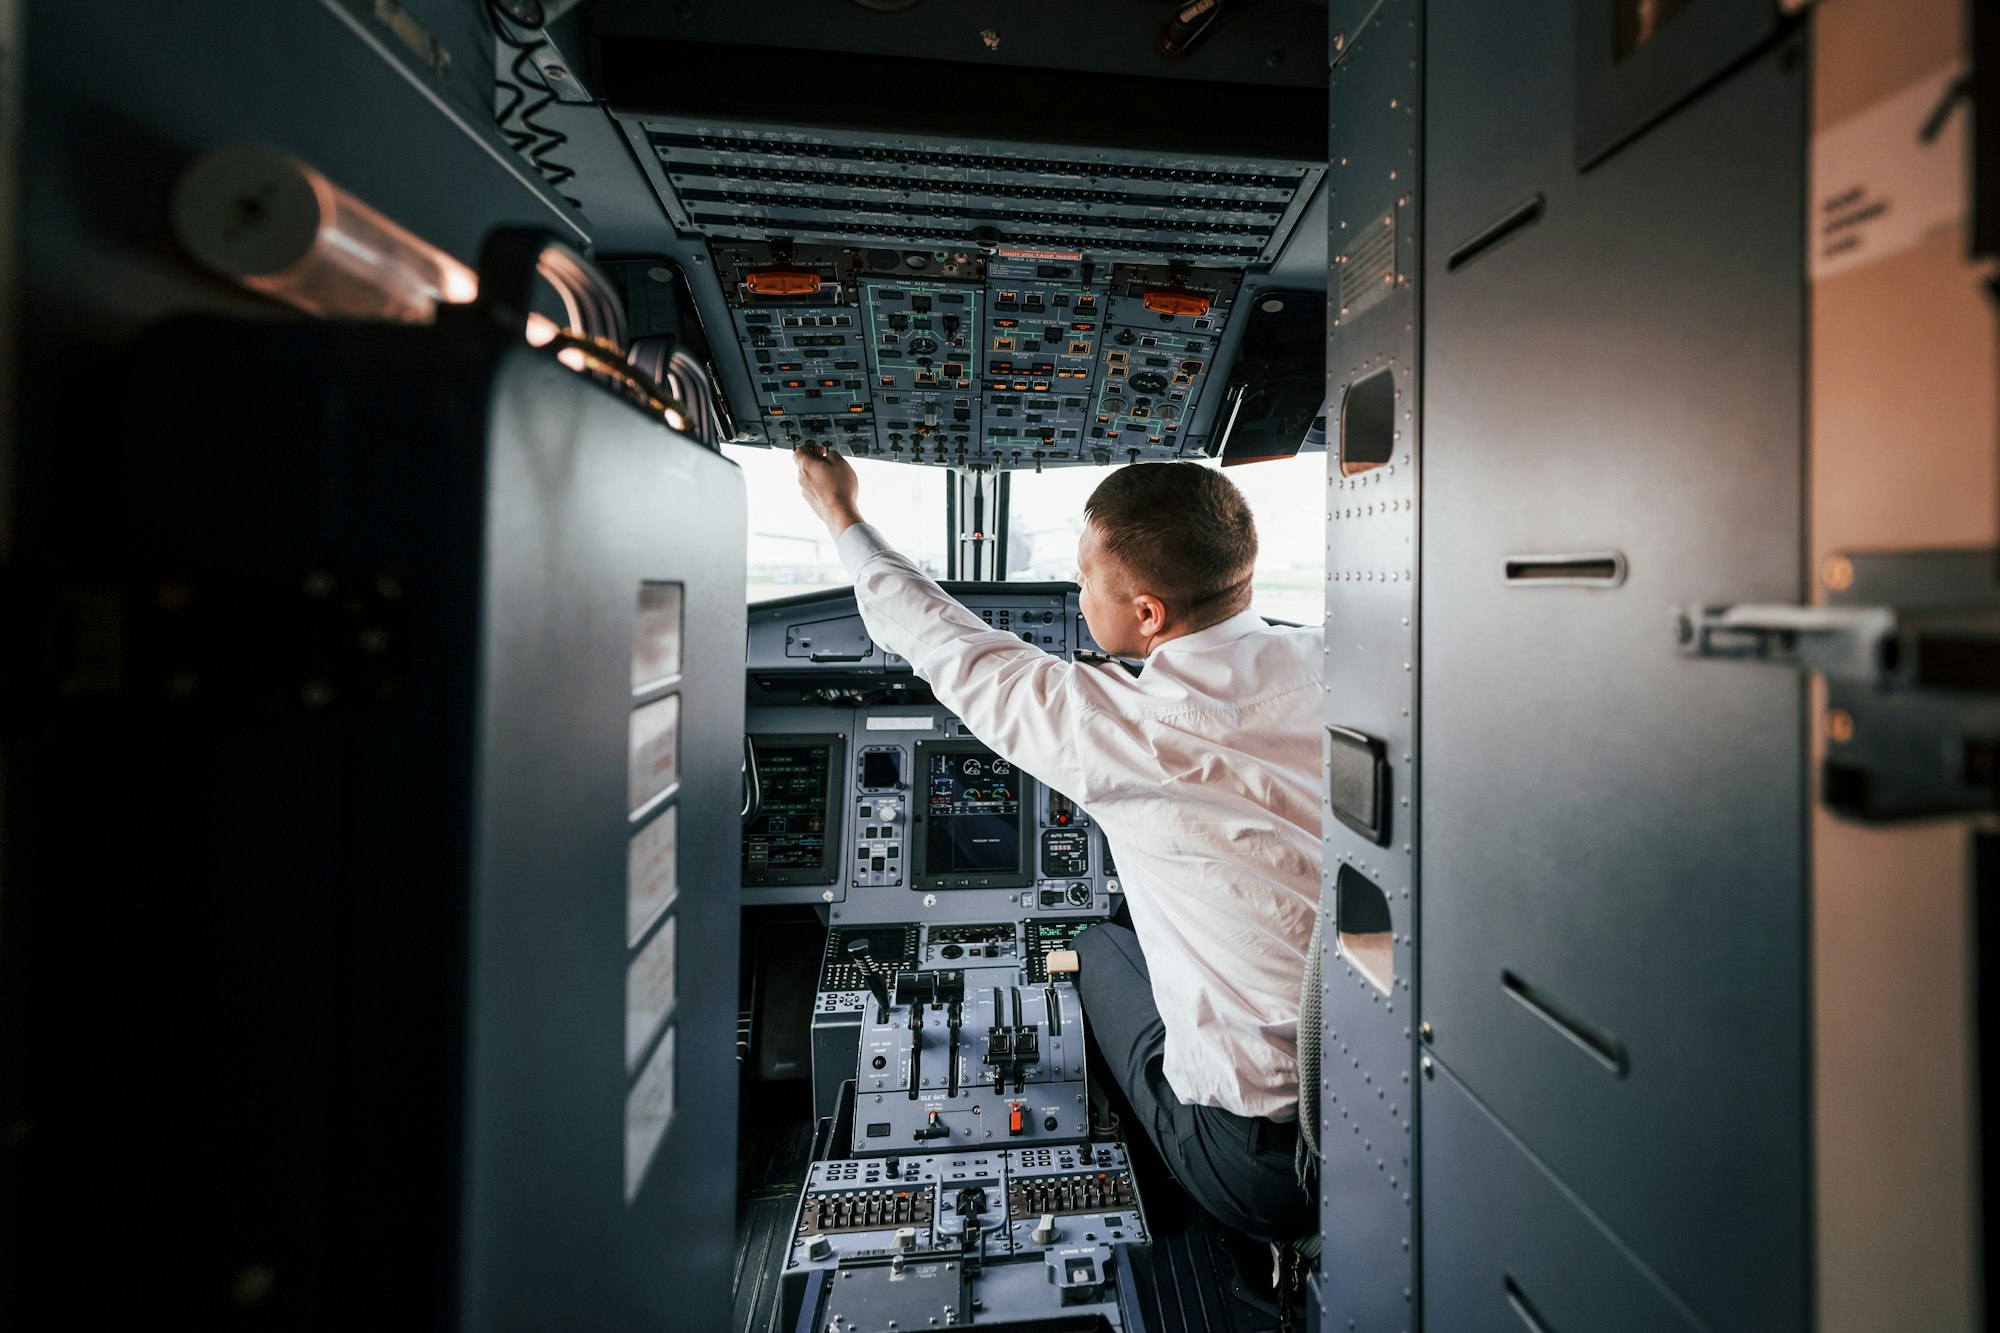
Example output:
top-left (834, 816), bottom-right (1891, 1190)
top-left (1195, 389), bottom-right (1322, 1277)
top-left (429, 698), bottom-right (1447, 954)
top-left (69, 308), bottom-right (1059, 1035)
top-left (743, 737), bottom-right (842, 886)
top-left (915, 743), bottom-right (1034, 890)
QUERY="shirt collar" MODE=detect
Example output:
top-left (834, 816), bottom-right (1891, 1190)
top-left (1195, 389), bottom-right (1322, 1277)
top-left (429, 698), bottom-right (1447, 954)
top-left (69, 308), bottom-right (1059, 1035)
top-left (1147, 607), bottom-right (1269, 660)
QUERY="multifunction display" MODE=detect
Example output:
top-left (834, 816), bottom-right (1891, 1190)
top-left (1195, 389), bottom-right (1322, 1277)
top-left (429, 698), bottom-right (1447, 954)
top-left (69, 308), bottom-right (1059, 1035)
top-left (744, 735), bottom-right (845, 886)
top-left (913, 742), bottom-right (1035, 891)
top-left (926, 751), bottom-right (1019, 873)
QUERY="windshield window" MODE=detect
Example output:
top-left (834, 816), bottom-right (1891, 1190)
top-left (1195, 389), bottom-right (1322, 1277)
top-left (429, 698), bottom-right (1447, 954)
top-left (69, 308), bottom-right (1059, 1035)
top-left (1005, 452), bottom-right (1327, 625)
top-left (727, 444), bottom-right (949, 602)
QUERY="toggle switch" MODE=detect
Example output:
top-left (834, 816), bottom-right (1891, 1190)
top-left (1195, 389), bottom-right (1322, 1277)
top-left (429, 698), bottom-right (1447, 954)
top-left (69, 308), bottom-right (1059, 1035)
top-left (1009, 1101), bottom-right (1024, 1136)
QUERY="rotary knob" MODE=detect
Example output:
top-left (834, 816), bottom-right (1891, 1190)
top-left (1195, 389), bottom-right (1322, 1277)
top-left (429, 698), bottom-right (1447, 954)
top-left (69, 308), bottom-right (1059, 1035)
top-left (1032, 1213), bottom-right (1060, 1246)
top-left (876, 800), bottom-right (901, 823)
top-left (894, 1226), bottom-right (918, 1253)
top-left (805, 1233), bottom-right (832, 1261)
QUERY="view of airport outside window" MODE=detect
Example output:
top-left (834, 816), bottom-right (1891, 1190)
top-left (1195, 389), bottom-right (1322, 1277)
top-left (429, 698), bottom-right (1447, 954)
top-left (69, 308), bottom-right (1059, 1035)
top-left (1006, 451), bottom-right (1328, 626)
top-left (727, 443), bottom-right (1328, 625)
top-left (727, 443), bottom-right (950, 601)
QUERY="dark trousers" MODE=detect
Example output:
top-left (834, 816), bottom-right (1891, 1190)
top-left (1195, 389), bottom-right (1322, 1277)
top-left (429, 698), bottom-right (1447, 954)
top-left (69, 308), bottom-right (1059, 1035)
top-left (1073, 923), bottom-right (1314, 1244)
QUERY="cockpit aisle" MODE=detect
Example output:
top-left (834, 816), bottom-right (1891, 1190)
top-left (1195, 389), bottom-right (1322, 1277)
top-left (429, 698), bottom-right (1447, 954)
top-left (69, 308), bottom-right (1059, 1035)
top-left (732, 581), bottom-right (1291, 1331)
top-left (9, 2), bottom-right (1990, 1331)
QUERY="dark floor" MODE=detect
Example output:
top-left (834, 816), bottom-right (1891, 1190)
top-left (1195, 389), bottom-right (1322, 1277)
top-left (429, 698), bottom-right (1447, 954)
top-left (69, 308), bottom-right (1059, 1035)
top-left (728, 1077), bottom-right (1291, 1333)
top-left (731, 1086), bottom-right (816, 1333)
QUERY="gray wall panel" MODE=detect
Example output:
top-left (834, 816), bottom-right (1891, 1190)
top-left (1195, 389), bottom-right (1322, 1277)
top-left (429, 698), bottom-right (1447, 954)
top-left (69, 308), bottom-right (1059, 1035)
top-left (466, 355), bottom-right (746, 1330)
top-left (1421, 4), bottom-right (1808, 1330)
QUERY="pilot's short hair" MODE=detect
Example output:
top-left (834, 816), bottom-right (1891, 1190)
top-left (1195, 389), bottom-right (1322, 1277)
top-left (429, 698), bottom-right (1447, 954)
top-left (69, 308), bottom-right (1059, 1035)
top-left (1084, 462), bottom-right (1257, 628)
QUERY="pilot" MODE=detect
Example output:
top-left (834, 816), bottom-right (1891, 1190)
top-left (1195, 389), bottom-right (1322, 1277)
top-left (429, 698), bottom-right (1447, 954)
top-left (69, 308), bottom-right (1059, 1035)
top-left (794, 444), bottom-right (1320, 1249)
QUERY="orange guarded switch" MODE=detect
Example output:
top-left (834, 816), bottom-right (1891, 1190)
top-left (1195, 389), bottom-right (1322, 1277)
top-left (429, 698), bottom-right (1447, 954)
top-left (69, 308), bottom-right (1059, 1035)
top-left (1141, 289), bottom-right (1211, 318)
top-left (743, 267), bottom-right (823, 297)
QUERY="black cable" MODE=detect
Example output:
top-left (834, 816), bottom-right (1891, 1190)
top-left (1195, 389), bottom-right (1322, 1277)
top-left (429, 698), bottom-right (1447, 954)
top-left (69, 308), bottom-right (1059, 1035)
top-left (484, 0), bottom-right (582, 209)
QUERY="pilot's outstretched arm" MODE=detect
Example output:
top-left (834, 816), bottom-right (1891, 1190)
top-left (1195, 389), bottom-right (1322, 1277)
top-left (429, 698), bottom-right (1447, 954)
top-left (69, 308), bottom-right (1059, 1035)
top-left (794, 443), bottom-right (1099, 802)
top-left (836, 521), bottom-right (1096, 803)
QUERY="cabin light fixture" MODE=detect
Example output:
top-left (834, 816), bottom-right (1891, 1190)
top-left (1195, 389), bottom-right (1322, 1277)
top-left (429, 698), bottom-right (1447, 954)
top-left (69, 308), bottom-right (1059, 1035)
top-left (172, 145), bottom-right (479, 324)
top-left (173, 147), bottom-right (699, 435)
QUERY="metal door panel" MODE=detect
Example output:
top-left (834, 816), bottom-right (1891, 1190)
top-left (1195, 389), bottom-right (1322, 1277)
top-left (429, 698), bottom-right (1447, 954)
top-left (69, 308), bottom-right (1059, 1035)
top-left (1422, 8), bottom-right (1808, 1330)
top-left (1424, 1069), bottom-right (1707, 1333)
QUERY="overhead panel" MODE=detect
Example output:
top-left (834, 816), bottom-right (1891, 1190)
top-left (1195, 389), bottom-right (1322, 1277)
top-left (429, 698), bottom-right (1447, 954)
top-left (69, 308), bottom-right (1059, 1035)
top-left (864, 277), bottom-right (983, 465)
top-left (715, 238), bottom-right (1248, 470)
top-left (626, 119), bottom-right (1324, 266)
top-left (1093, 265), bottom-right (1239, 462)
top-left (623, 116), bottom-right (1322, 470)
top-left (980, 254), bottom-right (1104, 464)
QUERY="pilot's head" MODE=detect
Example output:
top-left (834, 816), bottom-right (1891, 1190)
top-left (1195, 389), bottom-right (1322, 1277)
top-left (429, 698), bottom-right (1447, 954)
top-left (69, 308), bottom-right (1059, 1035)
top-left (1077, 462), bottom-right (1258, 658)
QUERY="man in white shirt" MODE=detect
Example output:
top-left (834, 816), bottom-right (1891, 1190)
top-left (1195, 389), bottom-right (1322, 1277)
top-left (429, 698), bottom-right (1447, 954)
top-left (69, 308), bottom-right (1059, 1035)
top-left (794, 444), bottom-right (1322, 1243)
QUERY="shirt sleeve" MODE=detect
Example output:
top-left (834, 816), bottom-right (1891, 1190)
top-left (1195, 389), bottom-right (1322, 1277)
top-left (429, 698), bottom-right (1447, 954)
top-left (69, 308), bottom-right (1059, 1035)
top-left (838, 522), bottom-right (1095, 802)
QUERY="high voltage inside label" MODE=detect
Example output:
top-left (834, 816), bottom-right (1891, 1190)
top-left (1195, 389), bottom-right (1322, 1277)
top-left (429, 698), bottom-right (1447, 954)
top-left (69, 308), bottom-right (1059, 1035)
top-left (1338, 209), bottom-right (1397, 322)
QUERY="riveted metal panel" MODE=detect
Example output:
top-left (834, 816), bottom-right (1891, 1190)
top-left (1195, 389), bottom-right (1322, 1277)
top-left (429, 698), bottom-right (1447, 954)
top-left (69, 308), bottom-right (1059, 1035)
top-left (1318, 1), bottom-right (1424, 1329)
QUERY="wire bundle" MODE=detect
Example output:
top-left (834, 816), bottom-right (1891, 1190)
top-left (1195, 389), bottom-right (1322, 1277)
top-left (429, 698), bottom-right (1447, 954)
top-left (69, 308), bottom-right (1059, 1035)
top-left (485, 0), bottom-right (582, 209)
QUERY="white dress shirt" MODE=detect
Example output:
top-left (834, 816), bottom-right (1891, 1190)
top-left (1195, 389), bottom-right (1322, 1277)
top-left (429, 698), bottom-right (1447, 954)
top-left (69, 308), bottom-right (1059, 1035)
top-left (838, 522), bottom-right (1324, 1121)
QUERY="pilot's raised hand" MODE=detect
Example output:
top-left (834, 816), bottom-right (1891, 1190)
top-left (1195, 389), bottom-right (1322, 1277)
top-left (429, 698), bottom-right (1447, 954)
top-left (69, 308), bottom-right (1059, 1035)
top-left (794, 442), bottom-right (864, 538)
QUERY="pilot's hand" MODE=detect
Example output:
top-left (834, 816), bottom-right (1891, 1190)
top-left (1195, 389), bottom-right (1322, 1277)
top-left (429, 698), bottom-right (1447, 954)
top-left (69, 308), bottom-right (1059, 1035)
top-left (795, 442), bottom-right (864, 538)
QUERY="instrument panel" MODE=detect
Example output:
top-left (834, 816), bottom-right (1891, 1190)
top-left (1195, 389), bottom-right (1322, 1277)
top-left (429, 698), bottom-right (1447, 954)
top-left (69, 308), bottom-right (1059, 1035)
top-left (743, 714), bottom-right (1120, 924)
top-left (741, 585), bottom-right (1124, 923)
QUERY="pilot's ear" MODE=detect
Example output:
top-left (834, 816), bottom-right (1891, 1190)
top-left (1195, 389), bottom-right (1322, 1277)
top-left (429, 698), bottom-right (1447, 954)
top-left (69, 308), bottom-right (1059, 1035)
top-left (1133, 592), bottom-right (1168, 635)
